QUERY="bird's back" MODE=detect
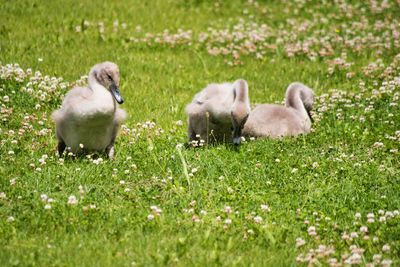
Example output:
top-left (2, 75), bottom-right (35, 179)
top-left (186, 83), bottom-right (233, 119)
top-left (243, 104), bottom-right (305, 138)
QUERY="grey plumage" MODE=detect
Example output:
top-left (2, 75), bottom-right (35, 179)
top-left (242, 82), bottom-right (314, 138)
top-left (186, 79), bottom-right (250, 145)
top-left (52, 62), bottom-right (127, 157)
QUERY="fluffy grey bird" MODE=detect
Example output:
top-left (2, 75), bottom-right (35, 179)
top-left (242, 82), bottom-right (314, 138)
top-left (52, 62), bottom-right (127, 157)
top-left (186, 79), bottom-right (250, 145)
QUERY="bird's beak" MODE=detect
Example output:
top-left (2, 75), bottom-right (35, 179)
top-left (110, 84), bottom-right (124, 104)
top-left (308, 110), bottom-right (314, 123)
top-left (233, 127), bottom-right (242, 146)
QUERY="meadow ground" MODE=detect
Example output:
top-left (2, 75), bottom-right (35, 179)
top-left (1, 0), bottom-right (400, 266)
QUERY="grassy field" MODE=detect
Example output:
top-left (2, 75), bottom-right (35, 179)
top-left (1, 0), bottom-right (400, 266)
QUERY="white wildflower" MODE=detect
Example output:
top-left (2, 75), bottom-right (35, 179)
top-left (68, 195), bottom-right (78, 205)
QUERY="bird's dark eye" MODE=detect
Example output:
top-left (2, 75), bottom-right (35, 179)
top-left (107, 74), bottom-right (113, 81)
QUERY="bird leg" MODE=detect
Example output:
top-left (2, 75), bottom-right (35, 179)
top-left (58, 141), bottom-right (66, 157)
top-left (187, 120), bottom-right (197, 142)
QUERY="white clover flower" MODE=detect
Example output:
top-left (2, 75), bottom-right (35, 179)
top-left (326, 258), bottom-right (337, 265)
top-left (68, 195), bottom-right (78, 205)
top-left (0, 192), bottom-right (6, 199)
top-left (296, 238), bottom-right (306, 247)
top-left (7, 216), bottom-right (15, 222)
top-left (44, 204), bottom-right (51, 210)
top-left (254, 216), bottom-right (262, 224)
top-left (150, 206), bottom-right (157, 212)
top-left (346, 253), bottom-right (362, 265)
top-left (373, 254), bottom-right (382, 263)
top-left (341, 232), bottom-right (349, 240)
top-left (40, 194), bottom-right (48, 202)
top-left (381, 259), bottom-right (392, 266)
top-left (354, 212), bottom-right (361, 220)
top-left (225, 206), bottom-right (232, 214)
top-left (260, 204), bottom-right (270, 212)
top-left (350, 232), bottom-right (358, 238)
top-left (176, 143), bottom-right (183, 149)
top-left (385, 211), bottom-right (394, 218)
top-left (360, 226), bottom-right (368, 233)
top-left (382, 244), bottom-right (390, 252)
top-left (224, 219), bottom-right (232, 224)
top-left (147, 214), bottom-right (154, 221)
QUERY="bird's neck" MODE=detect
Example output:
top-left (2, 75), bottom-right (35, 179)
top-left (88, 71), bottom-right (106, 93)
top-left (285, 86), bottom-right (309, 121)
top-left (234, 84), bottom-right (250, 109)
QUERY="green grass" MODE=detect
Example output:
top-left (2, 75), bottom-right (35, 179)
top-left (1, 0), bottom-right (400, 266)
